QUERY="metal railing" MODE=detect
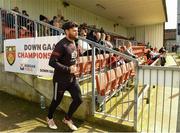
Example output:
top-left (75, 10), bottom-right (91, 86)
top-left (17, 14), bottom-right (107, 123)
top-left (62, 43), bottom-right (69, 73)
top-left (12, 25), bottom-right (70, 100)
top-left (0, 8), bottom-right (64, 45)
top-left (138, 65), bottom-right (180, 132)
top-left (79, 37), bottom-right (139, 129)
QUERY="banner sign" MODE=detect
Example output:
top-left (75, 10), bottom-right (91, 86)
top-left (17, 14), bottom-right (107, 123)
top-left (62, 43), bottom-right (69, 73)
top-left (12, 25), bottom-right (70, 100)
top-left (4, 35), bottom-right (64, 77)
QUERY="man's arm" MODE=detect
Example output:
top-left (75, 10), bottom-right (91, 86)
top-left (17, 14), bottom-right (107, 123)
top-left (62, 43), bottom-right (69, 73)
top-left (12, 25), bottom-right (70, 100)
top-left (49, 44), bottom-right (71, 73)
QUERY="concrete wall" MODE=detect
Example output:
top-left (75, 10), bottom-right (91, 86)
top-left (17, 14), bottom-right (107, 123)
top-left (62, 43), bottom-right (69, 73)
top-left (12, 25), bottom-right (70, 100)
top-left (127, 23), bottom-right (164, 49)
top-left (0, 53), bottom-right (91, 120)
top-left (0, 0), bottom-right (127, 36)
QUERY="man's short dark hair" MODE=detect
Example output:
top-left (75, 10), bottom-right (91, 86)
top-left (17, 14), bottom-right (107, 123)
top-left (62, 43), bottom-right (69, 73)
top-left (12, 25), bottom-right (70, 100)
top-left (62, 21), bottom-right (78, 30)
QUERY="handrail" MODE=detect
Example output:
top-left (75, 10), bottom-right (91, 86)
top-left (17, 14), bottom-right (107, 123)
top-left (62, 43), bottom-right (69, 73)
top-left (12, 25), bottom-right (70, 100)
top-left (79, 36), bottom-right (138, 63)
top-left (139, 64), bottom-right (180, 71)
top-left (150, 57), bottom-right (160, 66)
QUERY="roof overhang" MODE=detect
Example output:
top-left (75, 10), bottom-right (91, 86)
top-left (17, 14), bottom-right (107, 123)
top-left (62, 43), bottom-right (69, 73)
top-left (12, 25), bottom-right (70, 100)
top-left (67, 0), bottom-right (168, 27)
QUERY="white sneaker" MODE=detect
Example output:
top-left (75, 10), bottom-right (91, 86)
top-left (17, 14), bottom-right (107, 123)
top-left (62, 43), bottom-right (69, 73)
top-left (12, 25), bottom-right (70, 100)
top-left (46, 117), bottom-right (58, 129)
top-left (62, 118), bottom-right (78, 131)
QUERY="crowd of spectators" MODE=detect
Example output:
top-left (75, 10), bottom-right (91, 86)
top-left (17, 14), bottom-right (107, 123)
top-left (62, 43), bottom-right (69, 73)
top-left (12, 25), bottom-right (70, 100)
top-left (3, 6), bottom-right (168, 66)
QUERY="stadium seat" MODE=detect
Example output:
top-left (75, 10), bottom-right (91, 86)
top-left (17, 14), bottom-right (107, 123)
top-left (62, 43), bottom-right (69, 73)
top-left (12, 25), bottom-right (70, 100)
top-left (114, 66), bottom-right (123, 86)
top-left (96, 54), bottom-right (104, 70)
top-left (129, 61), bottom-right (135, 77)
top-left (96, 73), bottom-right (110, 96)
top-left (84, 55), bottom-right (92, 74)
top-left (120, 64), bottom-right (128, 83)
top-left (75, 56), bottom-right (87, 76)
top-left (103, 53), bottom-right (110, 66)
top-left (107, 69), bottom-right (117, 91)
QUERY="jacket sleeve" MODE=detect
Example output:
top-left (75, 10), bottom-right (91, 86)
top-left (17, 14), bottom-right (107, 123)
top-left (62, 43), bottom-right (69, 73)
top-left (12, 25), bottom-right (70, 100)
top-left (49, 43), bottom-right (70, 73)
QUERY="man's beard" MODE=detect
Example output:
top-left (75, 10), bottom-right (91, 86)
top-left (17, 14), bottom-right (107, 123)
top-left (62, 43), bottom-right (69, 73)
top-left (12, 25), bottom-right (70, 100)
top-left (69, 34), bottom-right (78, 40)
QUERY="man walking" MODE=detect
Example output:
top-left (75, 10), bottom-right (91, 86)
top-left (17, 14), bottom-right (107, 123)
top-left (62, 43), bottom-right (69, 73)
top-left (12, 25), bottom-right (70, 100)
top-left (46, 21), bottom-right (82, 131)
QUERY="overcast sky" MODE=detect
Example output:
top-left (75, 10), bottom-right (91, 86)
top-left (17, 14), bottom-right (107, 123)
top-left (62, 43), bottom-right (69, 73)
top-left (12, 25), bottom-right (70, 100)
top-left (165, 0), bottom-right (177, 29)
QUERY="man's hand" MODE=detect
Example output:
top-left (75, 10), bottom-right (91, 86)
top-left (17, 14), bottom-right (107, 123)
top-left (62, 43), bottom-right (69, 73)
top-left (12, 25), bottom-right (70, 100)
top-left (69, 65), bottom-right (77, 74)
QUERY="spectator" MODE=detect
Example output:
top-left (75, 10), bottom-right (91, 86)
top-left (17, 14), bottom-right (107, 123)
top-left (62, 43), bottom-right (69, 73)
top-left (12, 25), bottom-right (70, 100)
top-left (22, 10), bottom-right (29, 16)
top-left (124, 41), bottom-right (137, 58)
top-left (150, 47), bottom-right (160, 60)
top-left (20, 10), bottom-right (29, 28)
top-left (105, 34), bottom-right (113, 48)
top-left (39, 15), bottom-right (49, 36)
top-left (94, 31), bottom-right (106, 54)
top-left (87, 29), bottom-right (96, 42)
top-left (101, 32), bottom-right (106, 46)
top-left (159, 46), bottom-right (165, 53)
top-left (49, 16), bottom-right (57, 25)
top-left (39, 14), bottom-right (49, 23)
top-left (12, 6), bottom-right (20, 13)
top-left (160, 49), bottom-right (166, 66)
top-left (50, 20), bottom-right (62, 36)
top-left (77, 28), bottom-right (91, 56)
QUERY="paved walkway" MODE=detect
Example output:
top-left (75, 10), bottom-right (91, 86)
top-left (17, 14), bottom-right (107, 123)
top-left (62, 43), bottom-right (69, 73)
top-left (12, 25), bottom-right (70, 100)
top-left (165, 55), bottom-right (177, 67)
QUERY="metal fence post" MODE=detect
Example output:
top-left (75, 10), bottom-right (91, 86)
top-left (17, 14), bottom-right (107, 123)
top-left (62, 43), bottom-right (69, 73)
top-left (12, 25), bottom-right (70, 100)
top-left (34, 22), bottom-right (38, 37)
top-left (134, 61), bottom-right (139, 131)
top-left (0, 9), bottom-right (3, 52)
top-left (176, 72), bottom-right (180, 132)
top-left (15, 14), bottom-right (18, 38)
top-left (91, 46), bottom-right (96, 115)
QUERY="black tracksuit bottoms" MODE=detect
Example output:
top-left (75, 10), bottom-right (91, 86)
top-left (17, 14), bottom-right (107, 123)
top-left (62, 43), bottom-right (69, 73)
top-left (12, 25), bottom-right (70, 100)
top-left (48, 77), bottom-right (82, 120)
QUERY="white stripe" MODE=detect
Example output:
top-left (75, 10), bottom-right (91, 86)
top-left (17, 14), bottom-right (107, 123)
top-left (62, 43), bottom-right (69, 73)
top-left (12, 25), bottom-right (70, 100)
top-left (54, 82), bottom-right (58, 100)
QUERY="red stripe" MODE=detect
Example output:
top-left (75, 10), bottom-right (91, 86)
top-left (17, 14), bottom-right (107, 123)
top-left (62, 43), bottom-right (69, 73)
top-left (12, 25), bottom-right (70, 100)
top-left (52, 51), bottom-right (60, 56)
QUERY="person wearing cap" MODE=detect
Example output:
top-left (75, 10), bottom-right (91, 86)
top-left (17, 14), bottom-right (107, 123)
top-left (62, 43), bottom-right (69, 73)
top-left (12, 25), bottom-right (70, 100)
top-left (46, 21), bottom-right (82, 131)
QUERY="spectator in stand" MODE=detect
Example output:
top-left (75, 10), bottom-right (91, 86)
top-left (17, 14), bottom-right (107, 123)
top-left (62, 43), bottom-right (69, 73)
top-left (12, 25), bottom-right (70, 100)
top-left (60, 16), bottom-right (68, 24)
top-left (77, 28), bottom-right (91, 56)
top-left (159, 46), bottom-right (165, 53)
top-left (87, 29), bottom-right (96, 42)
top-left (110, 48), bottom-right (125, 68)
top-left (105, 34), bottom-right (113, 48)
top-left (100, 27), bottom-right (105, 34)
top-left (150, 47), bottom-right (160, 60)
top-left (49, 16), bottom-right (57, 25)
top-left (119, 45), bottom-right (124, 52)
top-left (39, 14), bottom-right (49, 23)
top-left (21, 10), bottom-right (29, 28)
top-left (95, 31), bottom-right (105, 46)
top-left (50, 20), bottom-right (62, 35)
top-left (107, 48), bottom-right (126, 69)
top-left (12, 6), bottom-right (20, 13)
top-left (154, 47), bottom-right (158, 53)
top-left (124, 41), bottom-right (137, 58)
top-left (80, 22), bottom-right (88, 33)
top-left (94, 31), bottom-right (106, 54)
top-left (101, 32), bottom-right (106, 46)
top-left (22, 10), bottom-right (29, 16)
top-left (53, 20), bottom-right (62, 28)
top-left (160, 49), bottom-right (166, 66)
top-left (39, 15), bottom-right (49, 36)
